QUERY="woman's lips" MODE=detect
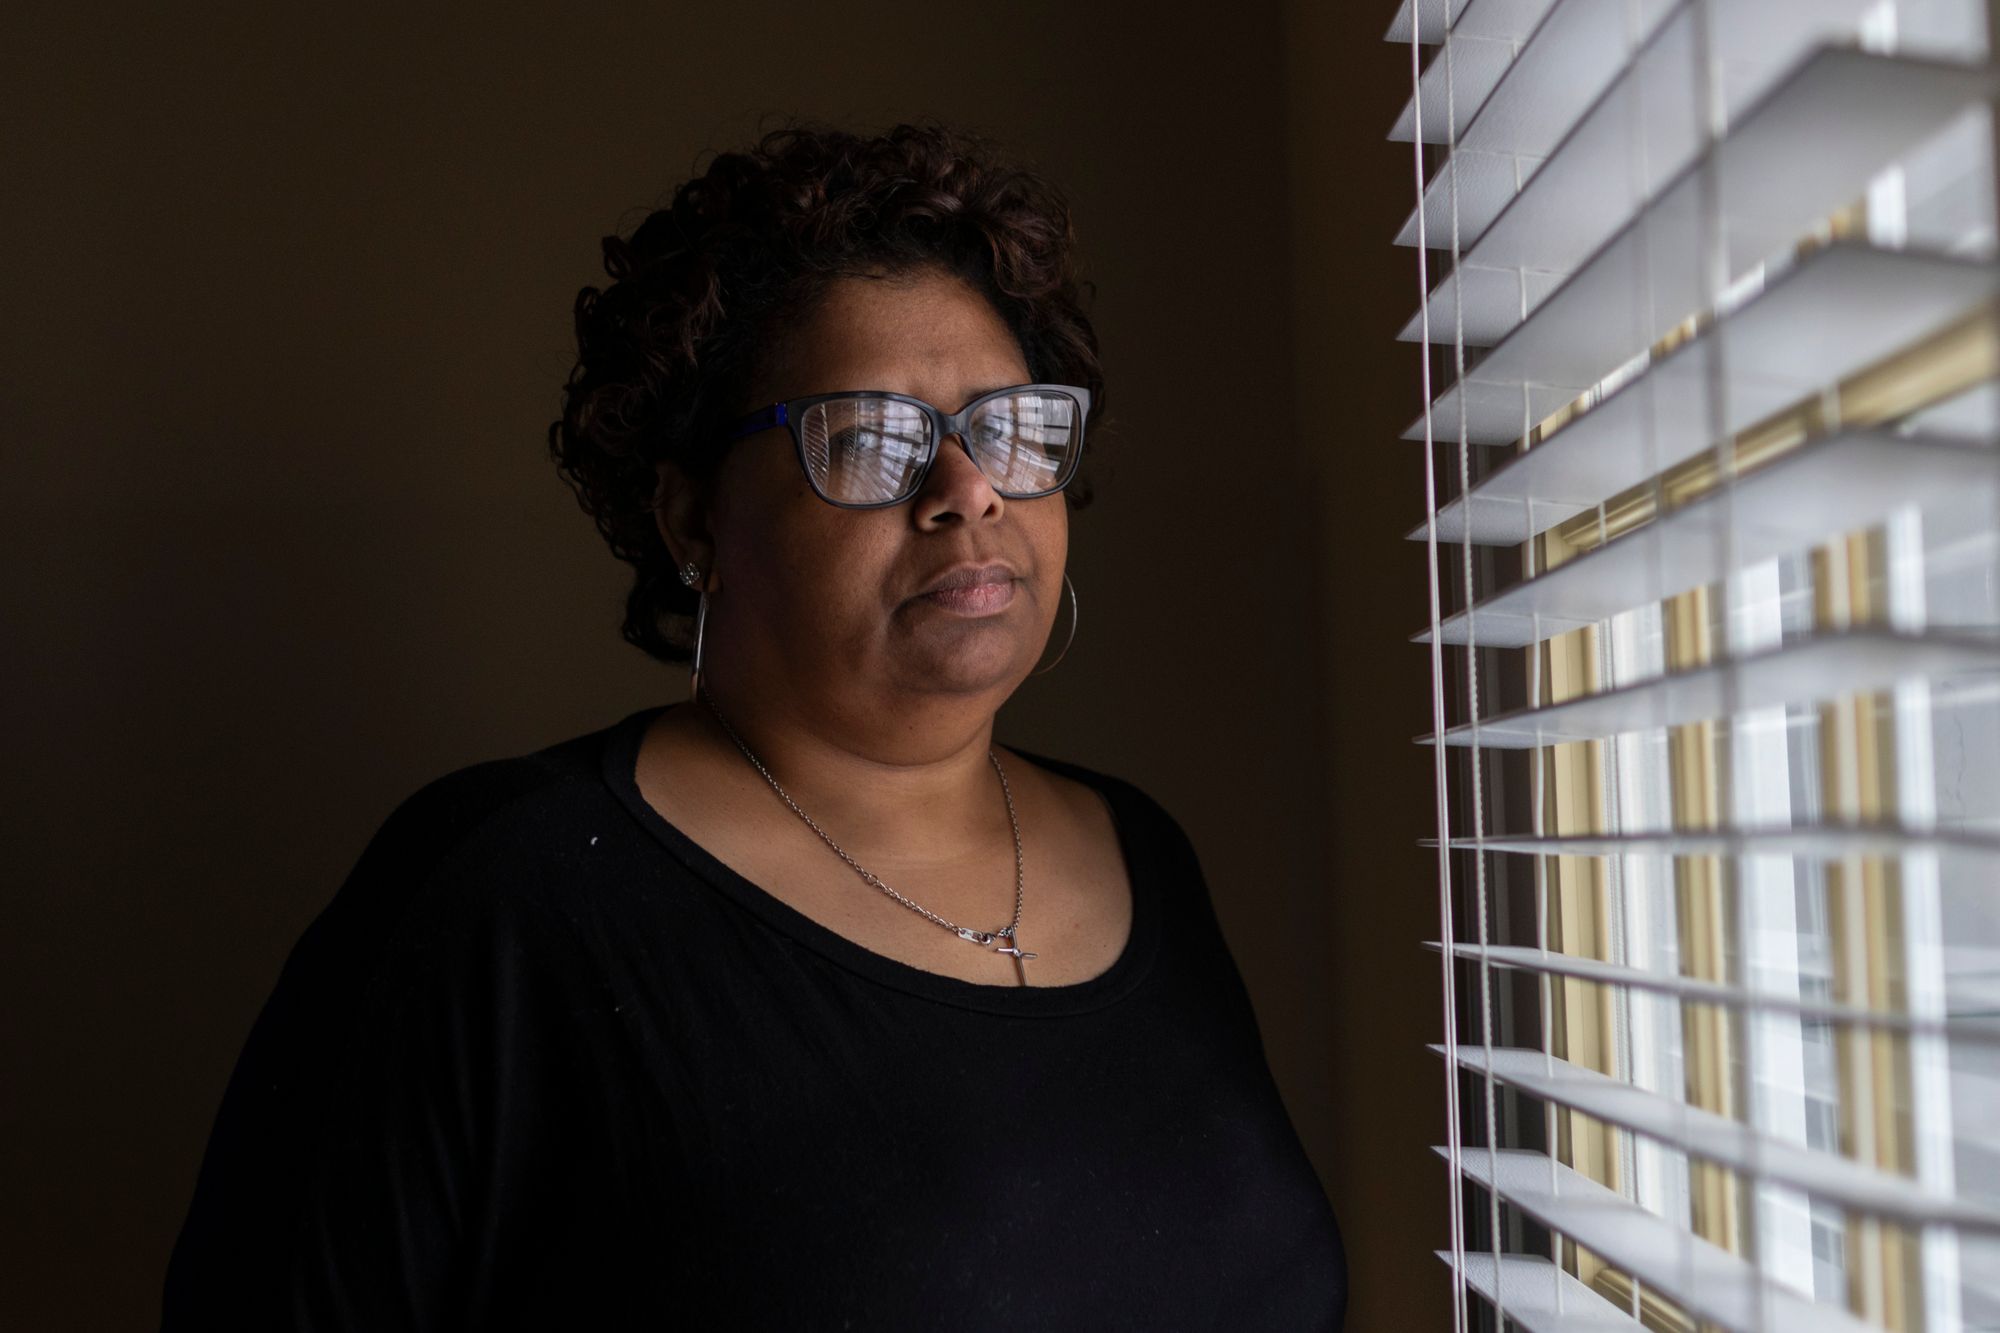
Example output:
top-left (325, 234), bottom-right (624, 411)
top-left (917, 579), bottom-right (1016, 615)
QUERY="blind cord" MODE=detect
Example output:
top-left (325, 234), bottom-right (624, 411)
top-left (1436, 19), bottom-right (1512, 1328)
top-left (1408, 6), bottom-right (1472, 1327)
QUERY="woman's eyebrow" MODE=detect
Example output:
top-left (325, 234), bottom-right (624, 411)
top-left (954, 382), bottom-right (1026, 407)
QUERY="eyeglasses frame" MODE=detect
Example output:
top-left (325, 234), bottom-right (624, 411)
top-left (719, 381), bottom-right (1093, 510)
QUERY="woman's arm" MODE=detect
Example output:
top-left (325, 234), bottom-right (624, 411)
top-left (163, 769), bottom-right (601, 1332)
top-left (279, 877), bottom-right (579, 1331)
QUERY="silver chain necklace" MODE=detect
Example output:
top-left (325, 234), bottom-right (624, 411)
top-left (697, 692), bottom-right (1038, 964)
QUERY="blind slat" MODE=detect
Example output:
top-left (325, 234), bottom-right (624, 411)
top-left (1399, 0), bottom-right (1671, 156)
top-left (1458, 0), bottom-right (1666, 154)
top-left (1413, 431), bottom-right (1999, 648)
top-left (1416, 364), bottom-right (1992, 544)
top-left (1443, 1149), bottom-right (1882, 1333)
top-left (1905, 379), bottom-right (2000, 437)
top-left (1394, 0), bottom-right (1886, 253)
top-left (1389, 0), bottom-right (1583, 143)
top-left (1412, 364), bottom-right (1998, 549)
top-left (1392, 149), bottom-right (1538, 258)
top-left (1384, 0), bottom-right (1458, 46)
top-left (1418, 628), bottom-right (2000, 747)
top-left (1440, 1252), bottom-right (1634, 1333)
top-left (1401, 46), bottom-right (1991, 349)
top-left (1392, 0), bottom-right (1656, 268)
top-left (1389, 35), bottom-right (1519, 146)
top-left (1434, 1054), bottom-right (2000, 1233)
top-left (1420, 823), bottom-right (2000, 859)
top-left (1406, 244), bottom-right (2000, 450)
top-left (1428, 942), bottom-right (2000, 1042)
top-left (1385, 0), bottom-right (1554, 47)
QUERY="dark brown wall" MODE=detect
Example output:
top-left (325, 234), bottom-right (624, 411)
top-left (1288, 7), bottom-right (1454, 1328)
top-left (1, 4), bottom-right (1440, 1327)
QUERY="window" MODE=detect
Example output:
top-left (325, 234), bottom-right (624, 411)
top-left (1394, 0), bottom-right (2000, 1328)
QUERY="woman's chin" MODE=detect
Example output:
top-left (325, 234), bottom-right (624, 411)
top-left (891, 627), bottom-right (1031, 696)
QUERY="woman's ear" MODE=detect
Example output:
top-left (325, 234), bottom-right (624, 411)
top-left (653, 459), bottom-right (718, 591)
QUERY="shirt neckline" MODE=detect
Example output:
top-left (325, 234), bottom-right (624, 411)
top-left (597, 703), bottom-right (1162, 1017)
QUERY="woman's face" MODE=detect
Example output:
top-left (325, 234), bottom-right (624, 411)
top-left (665, 266), bottom-right (1070, 721)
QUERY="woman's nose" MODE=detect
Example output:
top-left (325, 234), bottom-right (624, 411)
top-left (911, 431), bottom-right (1004, 524)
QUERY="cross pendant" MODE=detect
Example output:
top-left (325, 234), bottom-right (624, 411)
top-left (993, 926), bottom-right (1037, 962)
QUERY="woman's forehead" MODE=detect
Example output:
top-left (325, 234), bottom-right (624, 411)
top-left (767, 270), bottom-right (1030, 405)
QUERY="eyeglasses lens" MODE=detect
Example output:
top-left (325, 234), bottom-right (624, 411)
top-left (967, 392), bottom-right (1079, 497)
top-left (801, 399), bottom-right (930, 506)
top-left (799, 391), bottom-right (1080, 506)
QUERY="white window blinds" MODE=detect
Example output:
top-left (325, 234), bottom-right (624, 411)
top-left (1393, 0), bottom-right (2000, 1329)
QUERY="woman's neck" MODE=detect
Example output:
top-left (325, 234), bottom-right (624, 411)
top-left (666, 686), bottom-right (1023, 867)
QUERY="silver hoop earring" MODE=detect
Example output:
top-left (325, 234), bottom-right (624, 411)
top-left (679, 563), bottom-right (709, 702)
top-left (1029, 572), bottom-right (1078, 677)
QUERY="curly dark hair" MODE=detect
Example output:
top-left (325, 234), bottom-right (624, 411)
top-left (546, 119), bottom-right (1108, 666)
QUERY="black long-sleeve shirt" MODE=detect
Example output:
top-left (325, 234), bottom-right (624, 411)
top-left (162, 704), bottom-right (1347, 1330)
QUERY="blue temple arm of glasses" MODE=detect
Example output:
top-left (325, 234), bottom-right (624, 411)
top-left (724, 403), bottom-right (790, 441)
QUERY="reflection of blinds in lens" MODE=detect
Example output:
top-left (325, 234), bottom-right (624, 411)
top-left (1390, 0), bottom-right (2000, 1329)
top-left (970, 398), bottom-right (1024, 487)
top-left (802, 400), bottom-right (930, 504)
top-left (864, 402), bottom-right (929, 499)
top-left (802, 405), bottom-right (833, 484)
top-left (973, 393), bottom-right (1075, 492)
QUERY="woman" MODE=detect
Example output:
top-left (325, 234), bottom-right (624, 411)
top-left (163, 121), bottom-right (1346, 1330)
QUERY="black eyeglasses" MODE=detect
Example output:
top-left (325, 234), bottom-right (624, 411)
top-left (720, 383), bottom-right (1091, 509)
